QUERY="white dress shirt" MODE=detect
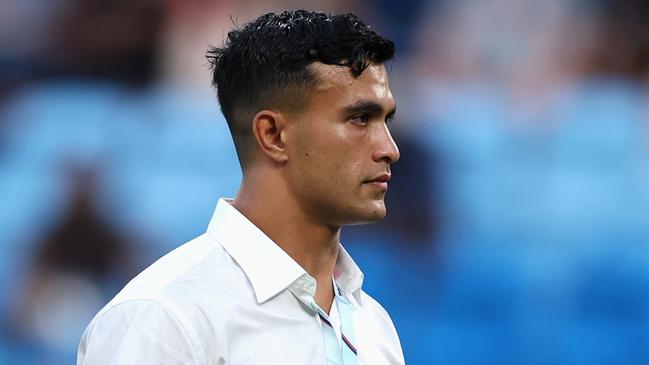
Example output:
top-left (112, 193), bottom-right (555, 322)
top-left (77, 198), bottom-right (405, 364)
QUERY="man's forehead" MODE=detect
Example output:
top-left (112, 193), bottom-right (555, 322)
top-left (309, 62), bottom-right (389, 91)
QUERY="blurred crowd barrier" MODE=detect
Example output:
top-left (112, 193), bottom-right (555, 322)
top-left (1, 0), bottom-right (649, 364)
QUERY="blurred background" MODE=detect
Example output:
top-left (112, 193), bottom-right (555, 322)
top-left (1, 0), bottom-right (649, 364)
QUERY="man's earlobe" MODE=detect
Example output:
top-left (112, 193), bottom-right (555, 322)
top-left (251, 110), bottom-right (289, 163)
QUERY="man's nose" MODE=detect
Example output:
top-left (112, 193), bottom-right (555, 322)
top-left (371, 124), bottom-right (400, 164)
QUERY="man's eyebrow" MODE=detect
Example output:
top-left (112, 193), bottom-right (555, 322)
top-left (342, 100), bottom-right (396, 117)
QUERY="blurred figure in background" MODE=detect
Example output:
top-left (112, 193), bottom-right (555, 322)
top-left (5, 167), bottom-right (135, 364)
top-left (49, 0), bottom-right (164, 87)
top-left (1, 0), bottom-right (165, 363)
top-left (0, 0), bottom-right (164, 99)
top-left (583, 0), bottom-right (649, 80)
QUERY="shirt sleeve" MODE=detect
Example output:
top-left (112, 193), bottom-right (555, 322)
top-left (78, 299), bottom-right (203, 365)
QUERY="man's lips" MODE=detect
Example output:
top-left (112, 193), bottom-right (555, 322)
top-left (363, 174), bottom-right (391, 189)
top-left (364, 174), bottom-right (391, 183)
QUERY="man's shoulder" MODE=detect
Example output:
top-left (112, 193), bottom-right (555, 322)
top-left (358, 290), bottom-right (395, 324)
top-left (80, 232), bottom-right (253, 364)
top-left (356, 290), bottom-right (405, 364)
top-left (357, 290), bottom-right (401, 343)
top-left (107, 233), bottom-right (222, 304)
top-left (95, 232), bottom-right (252, 321)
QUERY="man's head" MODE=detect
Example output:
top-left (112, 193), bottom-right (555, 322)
top-left (207, 10), bottom-right (399, 225)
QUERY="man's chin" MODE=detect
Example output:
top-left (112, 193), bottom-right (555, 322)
top-left (343, 201), bottom-right (387, 225)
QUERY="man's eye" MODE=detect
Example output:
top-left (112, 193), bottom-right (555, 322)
top-left (350, 115), bottom-right (370, 125)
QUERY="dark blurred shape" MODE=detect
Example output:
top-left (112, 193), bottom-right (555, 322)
top-left (585, 0), bottom-right (649, 78)
top-left (33, 166), bottom-right (132, 282)
top-left (365, 0), bottom-right (434, 55)
top-left (5, 166), bottom-right (136, 357)
top-left (49, 0), bottom-right (164, 87)
top-left (384, 130), bottom-right (440, 242)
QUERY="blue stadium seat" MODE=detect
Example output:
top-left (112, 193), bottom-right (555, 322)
top-left (2, 81), bottom-right (125, 168)
top-left (551, 79), bottom-right (649, 243)
top-left (563, 249), bottom-right (649, 365)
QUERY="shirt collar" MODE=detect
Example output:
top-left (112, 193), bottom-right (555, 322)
top-left (206, 198), bottom-right (365, 304)
top-left (334, 245), bottom-right (364, 303)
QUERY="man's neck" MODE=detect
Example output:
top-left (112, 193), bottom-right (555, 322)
top-left (232, 175), bottom-right (340, 313)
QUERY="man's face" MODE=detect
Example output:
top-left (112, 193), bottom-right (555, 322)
top-left (285, 62), bottom-right (400, 226)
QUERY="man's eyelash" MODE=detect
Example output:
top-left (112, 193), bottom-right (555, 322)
top-left (351, 114), bottom-right (370, 124)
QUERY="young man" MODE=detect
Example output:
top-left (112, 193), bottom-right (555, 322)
top-left (78, 10), bottom-right (403, 364)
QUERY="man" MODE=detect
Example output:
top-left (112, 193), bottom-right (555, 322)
top-left (78, 10), bottom-right (403, 364)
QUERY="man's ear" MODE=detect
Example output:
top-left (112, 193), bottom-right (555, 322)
top-left (251, 110), bottom-right (289, 163)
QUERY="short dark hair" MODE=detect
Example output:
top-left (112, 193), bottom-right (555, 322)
top-left (206, 10), bottom-right (395, 166)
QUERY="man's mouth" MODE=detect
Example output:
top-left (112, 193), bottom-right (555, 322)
top-left (363, 174), bottom-right (391, 189)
